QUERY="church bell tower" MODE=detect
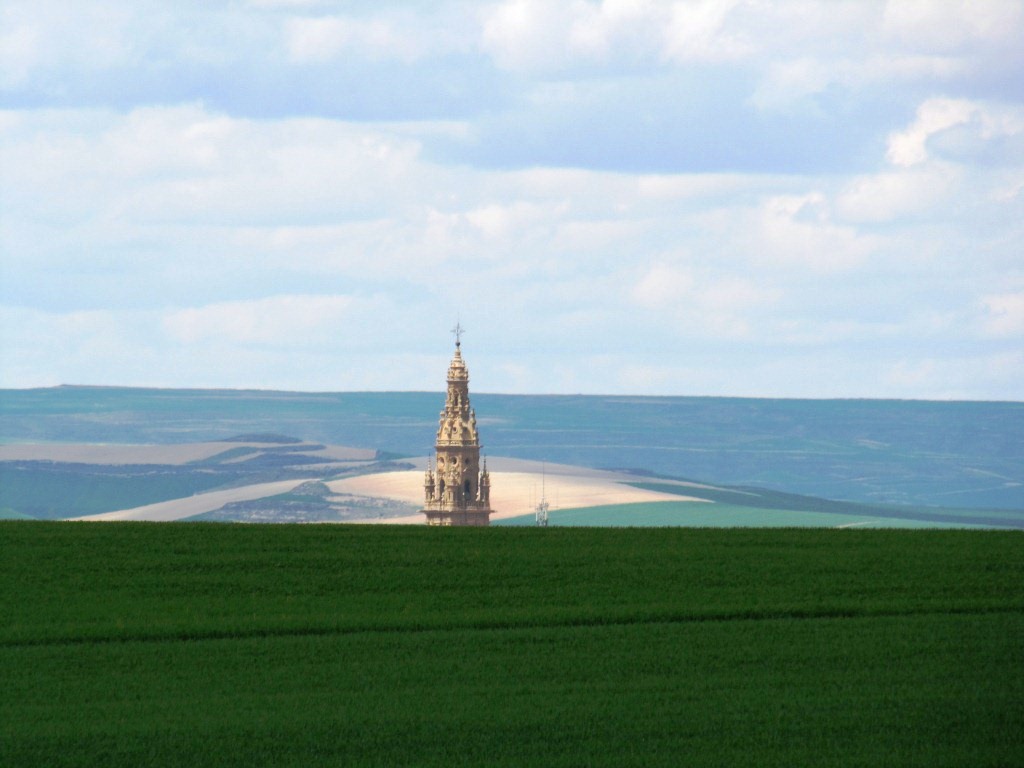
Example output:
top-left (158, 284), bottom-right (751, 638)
top-left (420, 325), bottom-right (493, 526)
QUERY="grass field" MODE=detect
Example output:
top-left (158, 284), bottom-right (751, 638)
top-left (2, 522), bottom-right (1022, 766)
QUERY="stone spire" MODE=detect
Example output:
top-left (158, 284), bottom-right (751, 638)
top-left (420, 330), bottom-right (494, 526)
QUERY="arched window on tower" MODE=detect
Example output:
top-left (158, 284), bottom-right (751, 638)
top-left (464, 479), bottom-right (472, 497)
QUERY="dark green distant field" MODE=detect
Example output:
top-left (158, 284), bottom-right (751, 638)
top-left (2, 523), bottom-right (1022, 767)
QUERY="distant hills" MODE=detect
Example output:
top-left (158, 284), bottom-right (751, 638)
top-left (1, 386), bottom-right (1021, 525)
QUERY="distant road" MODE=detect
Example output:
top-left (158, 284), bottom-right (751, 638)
top-left (71, 479), bottom-right (318, 522)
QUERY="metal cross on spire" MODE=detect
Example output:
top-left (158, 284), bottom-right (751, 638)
top-left (451, 321), bottom-right (465, 347)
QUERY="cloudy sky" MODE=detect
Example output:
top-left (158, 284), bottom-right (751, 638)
top-left (1, 0), bottom-right (1022, 398)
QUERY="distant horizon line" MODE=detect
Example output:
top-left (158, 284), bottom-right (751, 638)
top-left (1, 382), bottom-right (1020, 406)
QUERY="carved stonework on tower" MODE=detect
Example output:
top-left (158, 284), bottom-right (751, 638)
top-left (420, 328), bottom-right (493, 526)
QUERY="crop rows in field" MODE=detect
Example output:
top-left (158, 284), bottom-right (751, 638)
top-left (2, 523), bottom-right (1022, 767)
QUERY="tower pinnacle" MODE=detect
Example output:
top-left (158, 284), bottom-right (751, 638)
top-left (420, 328), bottom-right (494, 526)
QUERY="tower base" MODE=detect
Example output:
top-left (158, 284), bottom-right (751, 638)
top-left (421, 507), bottom-right (491, 526)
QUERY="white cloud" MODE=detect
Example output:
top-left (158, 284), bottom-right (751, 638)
top-left (248, 0), bottom-right (323, 7)
top-left (662, 0), bottom-right (750, 64)
top-left (631, 264), bottom-right (695, 307)
top-left (0, 17), bottom-right (40, 88)
top-left (284, 14), bottom-right (430, 64)
top-left (464, 201), bottom-right (557, 241)
top-left (750, 58), bottom-right (830, 112)
top-left (567, 0), bottom-right (661, 60)
top-left (479, 0), bottom-right (575, 71)
top-left (2, 2), bottom-right (1023, 398)
top-left (0, 105), bottom-right (431, 235)
top-left (745, 0), bottom-right (1024, 116)
top-left (836, 165), bottom-right (959, 224)
top-left (888, 98), bottom-right (977, 166)
top-left (286, 16), bottom-right (354, 62)
top-left (0, 0), bottom-right (137, 84)
top-left (162, 294), bottom-right (364, 347)
top-left (630, 262), bottom-right (780, 342)
top-left (480, 0), bottom-right (749, 72)
top-left (882, 350), bottom-right (1024, 400)
top-left (0, 305), bottom-right (158, 388)
top-left (981, 291), bottom-right (1024, 338)
top-left (882, 0), bottom-right (1023, 52)
top-left (747, 193), bottom-right (876, 273)
top-left (887, 98), bottom-right (1024, 167)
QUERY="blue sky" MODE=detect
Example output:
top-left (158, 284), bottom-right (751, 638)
top-left (1, 0), bottom-right (1022, 398)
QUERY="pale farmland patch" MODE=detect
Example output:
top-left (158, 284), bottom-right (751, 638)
top-left (329, 458), bottom-right (704, 524)
top-left (0, 441), bottom-right (375, 465)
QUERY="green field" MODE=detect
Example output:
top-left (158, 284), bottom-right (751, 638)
top-left (494, 478), bottom-right (1024, 528)
top-left (2, 523), bottom-right (1022, 766)
top-left (496, 500), bottom-right (1000, 528)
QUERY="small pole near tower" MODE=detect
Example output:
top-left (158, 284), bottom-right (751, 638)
top-left (451, 320), bottom-right (465, 348)
top-left (535, 462), bottom-right (550, 527)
